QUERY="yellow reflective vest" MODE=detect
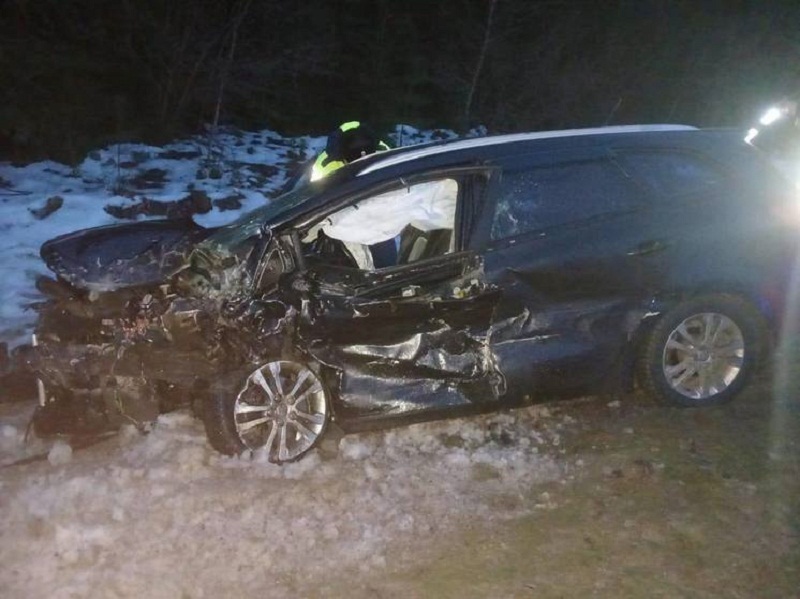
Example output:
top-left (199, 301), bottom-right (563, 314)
top-left (310, 121), bottom-right (389, 182)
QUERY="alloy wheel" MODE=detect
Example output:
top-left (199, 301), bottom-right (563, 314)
top-left (233, 361), bottom-right (328, 462)
top-left (662, 312), bottom-right (745, 400)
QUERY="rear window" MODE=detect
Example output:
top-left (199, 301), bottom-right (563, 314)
top-left (491, 159), bottom-right (638, 240)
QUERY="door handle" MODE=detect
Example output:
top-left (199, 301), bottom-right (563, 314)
top-left (627, 240), bottom-right (668, 257)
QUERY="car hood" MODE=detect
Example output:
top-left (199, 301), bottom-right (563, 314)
top-left (40, 219), bottom-right (216, 292)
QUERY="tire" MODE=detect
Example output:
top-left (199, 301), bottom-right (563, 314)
top-left (203, 360), bottom-right (330, 462)
top-left (638, 294), bottom-right (768, 407)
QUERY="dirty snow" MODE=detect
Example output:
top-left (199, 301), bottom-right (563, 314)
top-left (1, 404), bottom-right (570, 597)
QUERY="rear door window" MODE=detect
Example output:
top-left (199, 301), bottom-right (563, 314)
top-left (614, 150), bottom-right (725, 198)
top-left (490, 158), bottom-right (639, 241)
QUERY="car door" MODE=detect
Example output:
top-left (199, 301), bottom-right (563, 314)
top-left (471, 147), bottom-right (661, 399)
top-left (291, 171), bottom-right (504, 427)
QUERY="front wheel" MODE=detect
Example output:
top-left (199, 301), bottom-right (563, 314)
top-left (203, 360), bottom-right (330, 463)
top-left (638, 295), bottom-right (768, 407)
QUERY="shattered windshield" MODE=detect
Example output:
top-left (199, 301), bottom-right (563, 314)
top-left (204, 184), bottom-right (319, 250)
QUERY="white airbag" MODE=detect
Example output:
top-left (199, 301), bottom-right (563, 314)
top-left (321, 179), bottom-right (457, 245)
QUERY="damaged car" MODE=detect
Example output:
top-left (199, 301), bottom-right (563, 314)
top-left (31, 125), bottom-right (800, 462)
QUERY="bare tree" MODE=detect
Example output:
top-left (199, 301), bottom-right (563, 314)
top-left (211, 0), bottom-right (253, 132)
top-left (464, 0), bottom-right (498, 129)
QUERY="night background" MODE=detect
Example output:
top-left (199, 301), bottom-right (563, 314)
top-left (3, 0), bottom-right (800, 163)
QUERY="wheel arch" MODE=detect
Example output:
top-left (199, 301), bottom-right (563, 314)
top-left (619, 286), bottom-right (774, 393)
top-left (645, 283), bottom-right (777, 342)
top-left (630, 290), bottom-right (770, 405)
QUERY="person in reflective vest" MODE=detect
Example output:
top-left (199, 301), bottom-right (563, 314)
top-left (310, 121), bottom-right (390, 181)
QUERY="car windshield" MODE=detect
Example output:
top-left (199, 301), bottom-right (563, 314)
top-left (204, 183), bottom-right (319, 250)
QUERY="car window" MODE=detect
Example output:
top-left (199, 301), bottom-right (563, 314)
top-left (490, 159), bottom-right (637, 240)
top-left (305, 178), bottom-right (459, 270)
top-left (615, 150), bottom-right (724, 197)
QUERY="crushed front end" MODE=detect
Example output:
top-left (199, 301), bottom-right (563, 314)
top-left (29, 219), bottom-right (297, 436)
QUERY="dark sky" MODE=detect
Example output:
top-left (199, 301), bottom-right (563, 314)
top-left (2, 0), bottom-right (799, 162)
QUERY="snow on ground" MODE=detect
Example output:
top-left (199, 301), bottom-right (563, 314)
top-left (1, 403), bottom-right (571, 598)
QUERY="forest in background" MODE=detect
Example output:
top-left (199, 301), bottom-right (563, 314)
top-left (2, 0), bottom-right (800, 164)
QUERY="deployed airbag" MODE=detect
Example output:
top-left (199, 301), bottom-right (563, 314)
top-left (321, 179), bottom-right (457, 245)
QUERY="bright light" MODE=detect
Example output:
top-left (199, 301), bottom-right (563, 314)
top-left (760, 106), bottom-right (783, 126)
top-left (745, 128), bottom-right (759, 144)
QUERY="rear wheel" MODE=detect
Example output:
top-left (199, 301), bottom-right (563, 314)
top-left (203, 360), bottom-right (329, 462)
top-left (638, 295), bottom-right (767, 407)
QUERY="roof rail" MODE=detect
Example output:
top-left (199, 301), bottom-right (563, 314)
top-left (358, 124), bottom-right (697, 176)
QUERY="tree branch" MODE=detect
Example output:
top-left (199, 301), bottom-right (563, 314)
top-left (464, 0), bottom-right (498, 130)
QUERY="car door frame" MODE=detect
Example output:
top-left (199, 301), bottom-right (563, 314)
top-left (282, 165), bottom-right (510, 425)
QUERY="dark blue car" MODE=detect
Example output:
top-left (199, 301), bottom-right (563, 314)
top-left (34, 125), bottom-right (800, 462)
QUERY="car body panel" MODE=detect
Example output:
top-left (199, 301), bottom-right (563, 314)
top-left (298, 252), bottom-right (504, 425)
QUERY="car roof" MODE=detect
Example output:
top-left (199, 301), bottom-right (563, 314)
top-left (357, 124), bottom-right (698, 177)
top-left (266, 124), bottom-right (727, 229)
